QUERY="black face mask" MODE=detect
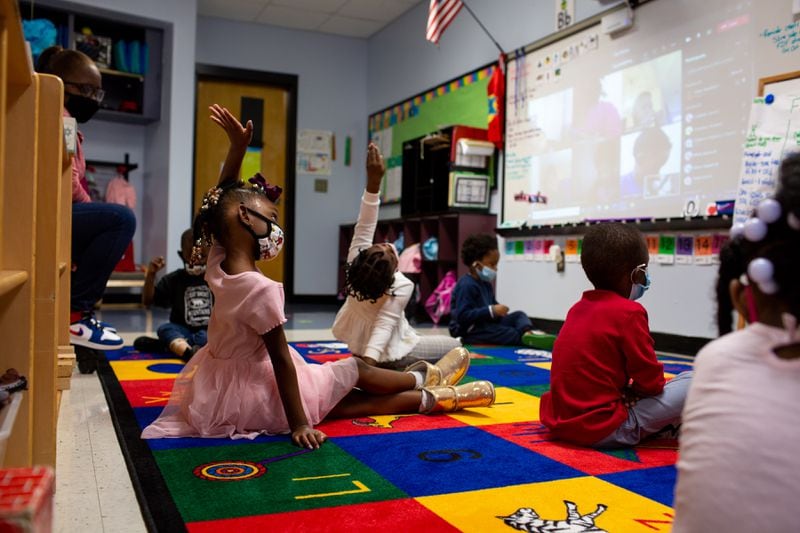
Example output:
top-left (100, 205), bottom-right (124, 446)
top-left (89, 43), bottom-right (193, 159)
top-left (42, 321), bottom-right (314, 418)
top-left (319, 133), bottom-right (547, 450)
top-left (65, 95), bottom-right (100, 123)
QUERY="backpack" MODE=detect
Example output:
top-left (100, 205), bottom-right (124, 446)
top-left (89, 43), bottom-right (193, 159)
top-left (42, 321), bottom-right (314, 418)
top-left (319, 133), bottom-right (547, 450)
top-left (424, 270), bottom-right (457, 325)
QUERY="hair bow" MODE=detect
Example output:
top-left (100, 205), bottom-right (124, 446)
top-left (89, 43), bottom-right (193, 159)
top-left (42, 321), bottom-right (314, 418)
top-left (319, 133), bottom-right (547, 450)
top-left (249, 173), bottom-right (283, 202)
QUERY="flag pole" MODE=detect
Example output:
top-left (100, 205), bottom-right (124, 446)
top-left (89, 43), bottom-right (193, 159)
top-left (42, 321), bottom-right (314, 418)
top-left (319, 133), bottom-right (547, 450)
top-left (460, 1), bottom-right (505, 55)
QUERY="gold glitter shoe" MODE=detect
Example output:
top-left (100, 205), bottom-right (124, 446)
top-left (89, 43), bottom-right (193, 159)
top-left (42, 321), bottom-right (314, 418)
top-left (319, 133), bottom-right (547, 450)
top-left (405, 346), bottom-right (471, 387)
top-left (421, 380), bottom-right (495, 414)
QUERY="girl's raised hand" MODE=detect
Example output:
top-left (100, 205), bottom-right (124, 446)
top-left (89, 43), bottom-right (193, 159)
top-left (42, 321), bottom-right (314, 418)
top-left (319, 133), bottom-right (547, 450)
top-left (291, 425), bottom-right (327, 449)
top-left (209, 104), bottom-right (253, 150)
top-left (365, 142), bottom-right (385, 194)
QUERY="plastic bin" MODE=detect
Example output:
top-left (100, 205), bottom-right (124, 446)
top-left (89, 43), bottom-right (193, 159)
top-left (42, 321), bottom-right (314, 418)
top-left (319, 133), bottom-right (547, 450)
top-left (0, 466), bottom-right (55, 533)
top-left (0, 393), bottom-right (23, 466)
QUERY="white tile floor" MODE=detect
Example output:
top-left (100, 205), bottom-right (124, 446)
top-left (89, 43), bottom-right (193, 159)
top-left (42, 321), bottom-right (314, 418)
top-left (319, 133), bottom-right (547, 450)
top-left (54, 326), bottom-right (336, 533)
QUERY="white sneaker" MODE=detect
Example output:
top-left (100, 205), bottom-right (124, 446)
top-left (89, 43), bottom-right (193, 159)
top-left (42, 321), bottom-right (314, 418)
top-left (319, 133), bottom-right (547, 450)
top-left (70, 315), bottom-right (124, 350)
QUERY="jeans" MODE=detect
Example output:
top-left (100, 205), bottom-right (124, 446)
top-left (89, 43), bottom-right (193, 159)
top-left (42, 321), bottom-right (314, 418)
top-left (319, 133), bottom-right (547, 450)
top-left (462, 310), bottom-right (532, 345)
top-left (71, 202), bottom-right (136, 312)
top-left (157, 322), bottom-right (208, 347)
top-left (595, 370), bottom-right (694, 448)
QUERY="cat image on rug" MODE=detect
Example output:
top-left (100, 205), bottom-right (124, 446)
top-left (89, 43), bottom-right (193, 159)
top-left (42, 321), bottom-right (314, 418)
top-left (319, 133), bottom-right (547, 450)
top-left (498, 500), bottom-right (608, 533)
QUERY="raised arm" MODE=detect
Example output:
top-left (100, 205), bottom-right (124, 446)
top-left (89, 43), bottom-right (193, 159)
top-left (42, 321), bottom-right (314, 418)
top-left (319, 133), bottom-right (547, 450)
top-left (262, 325), bottom-right (327, 449)
top-left (208, 104), bottom-right (253, 187)
top-left (347, 143), bottom-right (386, 262)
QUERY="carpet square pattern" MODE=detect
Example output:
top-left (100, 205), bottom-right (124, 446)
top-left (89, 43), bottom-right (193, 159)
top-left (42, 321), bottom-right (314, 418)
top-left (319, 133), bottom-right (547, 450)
top-left (98, 342), bottom-right (691, 532)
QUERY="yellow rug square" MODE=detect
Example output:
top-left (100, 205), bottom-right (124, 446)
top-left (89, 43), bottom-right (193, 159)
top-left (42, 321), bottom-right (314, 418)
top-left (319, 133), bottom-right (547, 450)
top-left (109, 359), bottom-right (185, 381)
top-left (418, 476), bottom-right (674, 532)
top-left (528, 362), bottom-right (552, 370)
top-left (446, 387), bottom-right (539, 426)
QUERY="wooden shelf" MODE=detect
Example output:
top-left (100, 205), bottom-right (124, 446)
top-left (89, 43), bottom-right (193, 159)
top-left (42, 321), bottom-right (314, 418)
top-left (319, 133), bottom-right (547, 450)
top-left (0, 270), bottom-right (29, 297)
top-left (0, 1), bottom-right (33, 87)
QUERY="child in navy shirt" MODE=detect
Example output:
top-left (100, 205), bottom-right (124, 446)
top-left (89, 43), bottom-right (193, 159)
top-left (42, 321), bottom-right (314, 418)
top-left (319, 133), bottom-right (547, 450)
top-left (449, 234), bottom-right (555, 348)
top-left (134, 229), bottom-right (213, 361)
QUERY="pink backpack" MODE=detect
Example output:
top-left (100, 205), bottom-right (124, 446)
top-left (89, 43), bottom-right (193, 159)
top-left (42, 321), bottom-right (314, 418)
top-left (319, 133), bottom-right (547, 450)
top-left (424, 270), bottom-right (457, 324)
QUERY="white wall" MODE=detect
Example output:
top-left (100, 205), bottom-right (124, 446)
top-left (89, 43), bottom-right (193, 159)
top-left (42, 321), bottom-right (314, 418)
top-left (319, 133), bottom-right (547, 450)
top-left (196, 16), bottom-right (368, 296)
top-left (368, 0), bottom-right (721, 339)
top-left (68, 0), bottom-right (197, 273)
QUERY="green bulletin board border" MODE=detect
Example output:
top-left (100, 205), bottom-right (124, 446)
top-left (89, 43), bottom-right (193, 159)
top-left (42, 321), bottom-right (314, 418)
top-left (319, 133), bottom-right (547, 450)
top-left (368, 62), bottom-right (496, 204)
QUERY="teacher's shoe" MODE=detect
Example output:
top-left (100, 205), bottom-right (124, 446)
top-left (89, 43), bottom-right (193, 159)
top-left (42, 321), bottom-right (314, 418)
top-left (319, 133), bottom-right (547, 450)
top-left (70, 314), bottom-right (124, 350)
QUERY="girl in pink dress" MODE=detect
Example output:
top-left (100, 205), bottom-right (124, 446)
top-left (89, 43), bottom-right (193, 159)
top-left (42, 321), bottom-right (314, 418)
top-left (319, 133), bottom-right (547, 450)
top-left (142, 105), bottom-right (495, 448)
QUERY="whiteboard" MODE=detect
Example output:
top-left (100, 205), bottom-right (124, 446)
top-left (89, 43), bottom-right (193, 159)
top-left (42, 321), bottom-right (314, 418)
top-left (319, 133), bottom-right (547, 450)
top-left (502, 0), bottom-right (800, 227)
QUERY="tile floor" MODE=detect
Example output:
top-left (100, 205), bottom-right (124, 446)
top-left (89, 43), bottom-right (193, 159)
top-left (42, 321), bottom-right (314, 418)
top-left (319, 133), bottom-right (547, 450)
top-left (54, 304), bottom-right (449, 532)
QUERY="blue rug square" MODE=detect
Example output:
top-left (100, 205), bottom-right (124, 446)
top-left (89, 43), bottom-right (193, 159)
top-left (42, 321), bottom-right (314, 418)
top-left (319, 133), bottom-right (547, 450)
top-left (466, 363), bottom-right (551, 387)
top-left (599, 465), bottom-right (677, 506)
top-left (333, 426), bottom-right (582, 497)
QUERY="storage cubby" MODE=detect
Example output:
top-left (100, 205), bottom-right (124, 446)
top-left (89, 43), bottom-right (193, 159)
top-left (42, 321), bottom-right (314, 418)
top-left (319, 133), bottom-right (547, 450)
top-left (20, 0), bottom-right (163, 124)
top-left (338, 212), bottom-right (496, 321)
top-left (1, 0), bottom-right (73, 467)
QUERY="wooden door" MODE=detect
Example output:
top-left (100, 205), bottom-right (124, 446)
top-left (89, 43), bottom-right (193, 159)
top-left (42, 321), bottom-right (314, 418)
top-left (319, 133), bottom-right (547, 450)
top-left (194, 79), bottom-right (289, 282)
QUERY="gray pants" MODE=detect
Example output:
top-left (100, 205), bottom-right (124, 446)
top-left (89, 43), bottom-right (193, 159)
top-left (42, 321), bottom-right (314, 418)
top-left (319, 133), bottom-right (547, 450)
top-left (595, 371), bottom-right (693, 448)
top-left (377, 334), bottom-right (462, 370)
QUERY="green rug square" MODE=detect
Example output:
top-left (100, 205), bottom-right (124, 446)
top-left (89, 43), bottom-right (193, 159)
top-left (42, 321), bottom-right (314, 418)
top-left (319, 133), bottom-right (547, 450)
top-left (153, 440), bottom-right (407, 522)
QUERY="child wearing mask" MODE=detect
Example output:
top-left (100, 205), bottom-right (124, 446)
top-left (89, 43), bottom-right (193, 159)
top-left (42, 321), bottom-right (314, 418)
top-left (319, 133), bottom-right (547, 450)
top-left (134, 229), bottom-right (212, 361)
top-left (539, 223), bottom-right (692, 447)
top-left (448, 233), bottom-right (555, 348)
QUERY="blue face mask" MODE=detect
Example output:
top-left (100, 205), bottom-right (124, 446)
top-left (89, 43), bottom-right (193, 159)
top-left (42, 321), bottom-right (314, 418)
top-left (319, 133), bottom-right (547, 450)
top-left (476, 264), bottom-right (497, 282)
top-left (629, 264), bottom-right (651, 301)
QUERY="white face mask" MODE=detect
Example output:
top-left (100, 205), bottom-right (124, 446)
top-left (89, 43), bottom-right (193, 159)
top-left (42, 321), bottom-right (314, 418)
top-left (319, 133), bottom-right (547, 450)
top-left (257, 223), bottom-right (284, 262)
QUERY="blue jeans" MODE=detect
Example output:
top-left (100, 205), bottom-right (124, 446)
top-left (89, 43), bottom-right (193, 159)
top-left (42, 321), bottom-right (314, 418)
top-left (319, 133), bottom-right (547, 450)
top-left (595, 371), bottom-right (694, 448)
top-left (461, 310), bottom-right (533, 345)
top-left (71, 202), bottom-right (136, 312)
top-left (157, 322), bottom-right (208, 347)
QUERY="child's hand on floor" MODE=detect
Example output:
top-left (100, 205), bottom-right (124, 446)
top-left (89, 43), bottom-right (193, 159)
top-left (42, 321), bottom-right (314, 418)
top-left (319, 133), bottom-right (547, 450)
top-left (147, 256), bottom-right (165, 274)
top-left (209, 104), bottom-right (253, 150)
top-left (292, 424), bottom-right (327, 449)
top-left (366, 142), bottom-right (385, 193)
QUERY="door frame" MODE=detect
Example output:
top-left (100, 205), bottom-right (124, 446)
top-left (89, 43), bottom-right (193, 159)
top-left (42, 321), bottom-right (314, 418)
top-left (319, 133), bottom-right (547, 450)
top-left (194, 64), bottom-right (299, 298)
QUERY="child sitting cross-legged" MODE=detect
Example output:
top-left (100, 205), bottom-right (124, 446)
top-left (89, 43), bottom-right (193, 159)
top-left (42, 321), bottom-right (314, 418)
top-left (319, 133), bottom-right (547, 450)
top-left (448, 233), bottom-right (556, 349)
top-left (539, 223), bottom-right (692, 447)
top-left (133, 229), bottom-right (212, 361)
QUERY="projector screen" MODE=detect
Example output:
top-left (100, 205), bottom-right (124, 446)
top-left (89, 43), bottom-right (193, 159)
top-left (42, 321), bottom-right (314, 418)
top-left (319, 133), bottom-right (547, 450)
top-left (502, 0), bottom-right (798, 227)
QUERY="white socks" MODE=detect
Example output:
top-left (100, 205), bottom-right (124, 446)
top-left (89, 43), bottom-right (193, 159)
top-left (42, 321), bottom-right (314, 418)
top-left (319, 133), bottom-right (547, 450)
top-left (408, 370), bottom-right (426, 390)
top-left (419, 389), bottom-right (434, 413)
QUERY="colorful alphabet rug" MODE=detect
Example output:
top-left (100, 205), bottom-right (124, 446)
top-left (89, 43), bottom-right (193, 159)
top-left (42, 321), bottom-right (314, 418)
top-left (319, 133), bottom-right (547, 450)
top-left (97, 342), bottom-right (693, 532)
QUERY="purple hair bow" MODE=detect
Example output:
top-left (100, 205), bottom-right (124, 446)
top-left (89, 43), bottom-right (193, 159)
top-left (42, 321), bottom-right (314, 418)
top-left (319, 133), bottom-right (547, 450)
top-left (249, 173), bottom-right (283, 202)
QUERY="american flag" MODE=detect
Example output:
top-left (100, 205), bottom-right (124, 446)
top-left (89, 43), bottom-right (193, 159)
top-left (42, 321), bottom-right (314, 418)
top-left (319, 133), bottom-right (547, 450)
top-left (426, 0), bottom-right (463, 44)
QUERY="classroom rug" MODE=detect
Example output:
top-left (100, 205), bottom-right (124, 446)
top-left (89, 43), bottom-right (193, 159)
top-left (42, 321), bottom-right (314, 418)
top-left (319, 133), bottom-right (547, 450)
top-left (97, 342), bottom-right (693, 533)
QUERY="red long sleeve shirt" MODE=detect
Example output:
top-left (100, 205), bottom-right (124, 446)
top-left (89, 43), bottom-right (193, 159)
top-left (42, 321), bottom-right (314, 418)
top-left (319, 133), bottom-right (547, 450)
top-left (539, 290), bottom-right (665, 445)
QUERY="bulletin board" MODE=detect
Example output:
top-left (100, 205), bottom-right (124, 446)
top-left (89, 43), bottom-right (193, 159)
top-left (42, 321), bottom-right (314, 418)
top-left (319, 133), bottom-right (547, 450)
top-left (502, 0), bottom-right (800, 228)
top-left (368, 63), bottom-right (495, 203)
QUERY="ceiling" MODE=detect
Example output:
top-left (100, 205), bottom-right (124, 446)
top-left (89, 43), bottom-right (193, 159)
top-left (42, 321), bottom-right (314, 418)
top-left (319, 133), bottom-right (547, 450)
top-left (198, 0), bottom-right (423, 38)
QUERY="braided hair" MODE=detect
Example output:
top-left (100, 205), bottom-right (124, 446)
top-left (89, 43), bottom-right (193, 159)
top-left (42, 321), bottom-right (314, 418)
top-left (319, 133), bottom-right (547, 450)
top-left (727, 152), bottom-right (800, 322)
top-left (190, 179), bottom-right (274, 265)
top-left (344, 247), bottom-right (395, 303)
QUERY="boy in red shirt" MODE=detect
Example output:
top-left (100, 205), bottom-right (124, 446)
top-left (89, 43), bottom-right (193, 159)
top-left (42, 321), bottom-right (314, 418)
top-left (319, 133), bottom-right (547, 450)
top-left (539, 223), bottom-right (692, 447)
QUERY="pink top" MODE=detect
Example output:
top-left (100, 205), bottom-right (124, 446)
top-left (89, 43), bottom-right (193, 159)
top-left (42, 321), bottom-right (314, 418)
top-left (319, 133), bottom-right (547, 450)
top-left (105, 176), bottom-right (136, 208)
top-left (142, 244), bottom-right (359, 439)
top-left (673, 323), bottom-right (800, 532)
top-left (63, 108), bottom-right (90, 204)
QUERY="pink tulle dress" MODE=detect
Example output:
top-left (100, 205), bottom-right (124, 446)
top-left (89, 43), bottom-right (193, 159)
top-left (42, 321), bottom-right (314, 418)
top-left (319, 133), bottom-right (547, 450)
top-left (141, 244), bottom-right (359, 440)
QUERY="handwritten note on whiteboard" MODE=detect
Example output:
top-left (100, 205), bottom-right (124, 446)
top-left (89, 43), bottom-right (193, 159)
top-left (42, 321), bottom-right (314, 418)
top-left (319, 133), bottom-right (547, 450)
top-left (734, 96), bottom-right (800, 224)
